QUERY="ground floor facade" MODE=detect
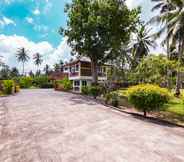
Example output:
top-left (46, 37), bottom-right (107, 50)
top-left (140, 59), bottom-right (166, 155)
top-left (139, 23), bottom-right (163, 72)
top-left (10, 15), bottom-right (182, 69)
top-left (70, 76), bottom-right (107, 93)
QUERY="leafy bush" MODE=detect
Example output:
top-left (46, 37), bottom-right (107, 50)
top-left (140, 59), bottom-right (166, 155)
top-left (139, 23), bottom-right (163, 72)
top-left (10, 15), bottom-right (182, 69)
top-left (89, 86), bottom-right (102, 99)
top-left (2, 80), bottom-right (14, 94)
top-left (33, 76), bottom-right (50, 88)
top-left (111, 92), bottom-right (119, 107)
top-left (127, 84), bottom-right (170, 116)
top-left (55, 77), bottom-right (72, 91)
top-left (81, 86), bottom-right (90, 95)
top-left (105, 92), bottom-right (119, 107)
top-left (19, 77), bottom-right (33, 88)
top-left (62, 77), bottom-right (72, 90)
top-left (40, 83), bottom-right (53, 89)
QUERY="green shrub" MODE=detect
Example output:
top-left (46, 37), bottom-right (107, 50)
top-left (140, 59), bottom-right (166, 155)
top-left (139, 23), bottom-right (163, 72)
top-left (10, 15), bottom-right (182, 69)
top-left (111, 92), bottom-right (119, 107)
top-left (55, 77), bottom-right (72, 91)
top-left (2, 80), bottom-right (14, 94)
top-left (105, 93), bottom-right (112, 104)
top-left (82, 86), bottom-right (90, 95)
top-left (89, 86), bottom-right (102, 99)
top-left (33, 76), bottom-right (49, 88)
top-left (105, 92), bottom-right (119, 107)
top-left (19, 77), bottom-right (33, 88)
top-left (62, 77), bottom-right (72, 90)
top-left (127, 84), bottom-right (170, 116)
top-left (40, 83), bottom-right (53, 89)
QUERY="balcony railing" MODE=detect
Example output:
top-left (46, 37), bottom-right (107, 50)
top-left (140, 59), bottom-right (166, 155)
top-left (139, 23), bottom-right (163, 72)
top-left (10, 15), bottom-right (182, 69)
top-left (69, 72), bottom-right (79, 77)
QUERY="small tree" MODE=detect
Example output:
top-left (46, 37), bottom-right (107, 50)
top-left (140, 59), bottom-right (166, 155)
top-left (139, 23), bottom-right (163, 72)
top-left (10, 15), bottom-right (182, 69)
top-left (128, 84), bottom-right (170, 117)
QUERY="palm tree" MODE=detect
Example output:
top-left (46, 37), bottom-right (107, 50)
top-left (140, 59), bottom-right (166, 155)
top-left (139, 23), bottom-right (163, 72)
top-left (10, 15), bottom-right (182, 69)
top-left (131, 23), bottom-right (155, 69)
top-left (150, 0), bottom-right (176, 88)
top-left (0, 55), bottom-right (5, 67)
top-left (33, 53), bottom-right (43, 75)
top-left (151, 0), bottom-right (184, 95)
top-left (43, 64), bottom-right (50, 75)
top-left (16, 48), bottom-right (30, 75)
top-left (151, 0), bottom-right (175, 58)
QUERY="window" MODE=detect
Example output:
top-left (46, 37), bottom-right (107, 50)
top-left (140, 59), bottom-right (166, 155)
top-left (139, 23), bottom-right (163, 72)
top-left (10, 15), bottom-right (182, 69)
top-left (74, 80), bottom-right (80, 86)
top-left (103, 67), bottom-right (106, 73)
top-left (82, 80), bottom-right (87, 86)
top-left (76, 64), bottom-right (79, 72)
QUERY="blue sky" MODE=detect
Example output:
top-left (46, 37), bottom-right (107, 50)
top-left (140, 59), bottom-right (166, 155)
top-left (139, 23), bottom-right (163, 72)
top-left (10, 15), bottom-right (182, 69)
top-left (0, 0), bottom-right (69, 47)
top-left (0, 0), bottom-right (163, 73)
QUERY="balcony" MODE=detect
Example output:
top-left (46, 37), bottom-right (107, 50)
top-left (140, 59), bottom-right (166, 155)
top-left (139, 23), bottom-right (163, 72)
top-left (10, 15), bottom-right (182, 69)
top-left (69, 72), bottom-right (79, 77)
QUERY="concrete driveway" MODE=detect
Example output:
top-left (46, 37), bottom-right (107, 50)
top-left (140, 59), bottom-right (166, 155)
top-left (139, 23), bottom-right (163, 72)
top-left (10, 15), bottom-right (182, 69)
top-left (0, 89), bottom-right (184, 162)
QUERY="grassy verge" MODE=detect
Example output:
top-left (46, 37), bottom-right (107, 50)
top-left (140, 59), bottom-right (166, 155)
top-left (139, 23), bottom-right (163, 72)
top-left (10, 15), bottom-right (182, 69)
top-left (157, 97), bottom-right (184, 126)
top-left (117, 88), bottom-right (184, 126)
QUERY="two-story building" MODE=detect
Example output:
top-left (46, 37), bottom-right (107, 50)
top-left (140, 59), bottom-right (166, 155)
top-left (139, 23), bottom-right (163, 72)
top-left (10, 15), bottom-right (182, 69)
top-left (59, 57), bottom-right (110, 92)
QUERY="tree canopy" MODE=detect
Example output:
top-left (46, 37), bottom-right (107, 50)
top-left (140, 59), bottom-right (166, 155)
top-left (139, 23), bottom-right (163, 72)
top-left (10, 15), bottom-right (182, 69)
top-left (60, 0), bottom-right (140, 83)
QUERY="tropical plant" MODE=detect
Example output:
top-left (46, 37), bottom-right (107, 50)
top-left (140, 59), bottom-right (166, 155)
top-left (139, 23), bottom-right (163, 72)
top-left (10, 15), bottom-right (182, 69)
top-left (33, 53), bottom-right (43, 74)
top-left (81, 86), bottom-right (90, 95)
top-left (60, 0), bottom-right (140, 84)
top-left (10, 67), bottom-right (19, 77)
top-left (127, 84), bottom-right (170, 116)
top-left (131, 23), bottom-right (155, 69)
top-left (2, 80), bottom-right (15, 95)
top-left (135, 54), bottom-right (177, 85)
top-left (150, 0), bottom-right (184, 96)
top-left (19, 77), bottom-right (33, 88)
top-left (0, 65), bottom-right (10, 80)
top-left (16, 48), bottom-right (30, 75)
top-left (43, 64), bottom-right (50, 75)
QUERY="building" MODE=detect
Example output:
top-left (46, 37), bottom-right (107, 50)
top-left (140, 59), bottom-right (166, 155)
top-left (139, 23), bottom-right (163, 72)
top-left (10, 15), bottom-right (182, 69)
top-left (52, 57), bottom-right (110, 92)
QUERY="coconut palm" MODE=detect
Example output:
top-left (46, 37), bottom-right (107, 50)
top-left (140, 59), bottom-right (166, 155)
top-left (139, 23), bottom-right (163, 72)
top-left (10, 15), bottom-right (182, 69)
top-left (150, 0), bottom-right (184, 95)
top-left (33, 53), bottom-right (43, 75)
top-left (16, 48), bottom-right (30, 75)
top-left (43, 64), bottom-right (50, 75)
top-left (131, 24), bottom-right (155, 69)
top-left (0, 55), bottom-right (5, 67)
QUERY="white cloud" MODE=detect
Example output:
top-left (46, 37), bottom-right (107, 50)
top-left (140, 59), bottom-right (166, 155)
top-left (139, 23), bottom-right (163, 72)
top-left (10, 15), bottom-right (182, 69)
top-left (0, 17), bottom-right (16, 27)
top-left (3, 0), bottom-right (13, 4)
top-left (26, 17), bottom-right (34, 24)
top-left (0, 34), bottom-right (72, 73)
top-left (126, 0), bottom-right (143, 9)
top-left (33, 24), bottom-right (48, 32)
top-left (33, 8), bottom-right (40, 15)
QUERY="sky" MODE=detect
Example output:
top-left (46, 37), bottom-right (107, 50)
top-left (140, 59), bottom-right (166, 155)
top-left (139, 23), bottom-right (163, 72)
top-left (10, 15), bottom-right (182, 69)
top-left (0, 0), bottom-right (164, 73)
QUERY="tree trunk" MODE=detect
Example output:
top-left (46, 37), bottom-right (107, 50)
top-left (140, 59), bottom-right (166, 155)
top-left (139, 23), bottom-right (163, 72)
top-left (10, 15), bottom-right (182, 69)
top-left (22, 62), bottom-right (25, 76)
top-left (91, 58), bottom-right (98, 85)
top-left (144, 110), bottom-right (147, 117)
top-left (175, 36), bottom-right (183, 97)
top-left (166, 28), bottom-right (171, 89)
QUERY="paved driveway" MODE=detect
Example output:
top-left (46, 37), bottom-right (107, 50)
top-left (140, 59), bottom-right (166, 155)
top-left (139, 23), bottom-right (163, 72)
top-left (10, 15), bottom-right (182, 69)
top-left (0, 89), bottom-right (184, 162)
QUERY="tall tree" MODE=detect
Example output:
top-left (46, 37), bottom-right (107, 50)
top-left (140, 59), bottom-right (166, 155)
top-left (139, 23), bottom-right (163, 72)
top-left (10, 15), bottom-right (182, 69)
top-left (43, 64), bottom-right (50, 75)
top-left (131, 23), bottom-right (155, 69)
top-left (16, 47), bottom-right (30, 75)
top-left (150, 0), bottom-right (176, 88)
top-left (53, 63), bottom-right (60, 72)
top-left (10, 67), bottom-right (19, 78)
top-left (151, 0), bottom-right (184, 96)
top-left (60, 0), bottom-right (140, 84)
top-left (0, 55), bottom-right (5, 67)
top-left (33, 53), bottom-right (43, 75)
top-left (0, 65), bottom-right (10, 80)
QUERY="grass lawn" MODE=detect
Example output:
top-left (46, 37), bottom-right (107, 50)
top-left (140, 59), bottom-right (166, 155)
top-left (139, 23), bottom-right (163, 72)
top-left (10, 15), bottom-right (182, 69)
top-left (116, 88), bottom-right (184, 126)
